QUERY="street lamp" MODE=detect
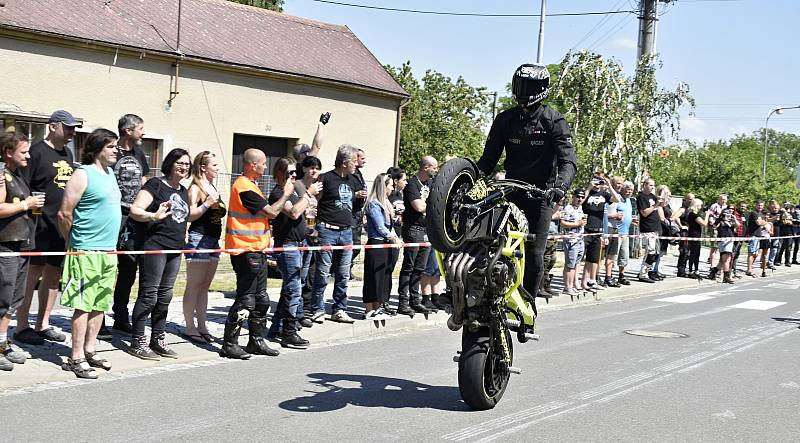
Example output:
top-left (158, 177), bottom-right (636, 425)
top-left (763, 105), bottom-right (800, 180)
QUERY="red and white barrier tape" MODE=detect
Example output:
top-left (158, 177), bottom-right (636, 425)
top-left (0, 234), bottom-right (796, 257)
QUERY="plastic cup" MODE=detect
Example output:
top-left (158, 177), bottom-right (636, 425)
top-left (32, 191), bottom-right (45, 215)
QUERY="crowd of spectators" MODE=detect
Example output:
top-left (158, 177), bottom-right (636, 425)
top-left (2, 109), bottom-right (798, 376)
top-left (550, 172), bottom-right (800, 298)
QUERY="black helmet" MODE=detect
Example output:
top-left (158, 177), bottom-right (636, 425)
top-left (512, 63), bottom-right (550, 108)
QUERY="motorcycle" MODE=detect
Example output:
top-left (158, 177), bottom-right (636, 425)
top-left (425, 157), bottom-right (547, 410)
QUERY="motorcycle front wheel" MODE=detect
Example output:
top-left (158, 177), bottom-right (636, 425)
top-left (458, 326), bottom-right (513, 410)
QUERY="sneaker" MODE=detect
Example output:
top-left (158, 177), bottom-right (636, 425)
top-left (150, 334), bottom-right (178, 359)
top-left (380, 302), bottom-right (397, 316)
top-left (299, 318), bottom-right (314, 328)
top-left (36, 327), bottom-right (66, 342)
top-left (112, 321), bottom-right (133, 334)
top-left (587, 280), bottom-right (605, 291)
top-left (311, 311), bottom-right (326, 324)
top-left (768, 265), bottom-right (776, 271)
top-left (774, 262), bottom-right (782, 267)
top-left (97, 325), bottom-right (113, 341)
top-left (618, 276), bottom-right (631, 285)
top-left (638, 273), bottom-right (656, 283)
top-left (369, 308), bottom-right (391, 321)
top-left (13, 328), bottom-right (44, 345)
top-left (565, 287), bottom-right (581, 296)
top-left (0, 355), bottom-right (12, 371)
top-left (0, 340), bottom-right (27, 364)
top-left (604, 277), bottom-right (621, 288)
top-left (762, 270), bottom-right (767, 278)
top-left (128, 336), bottom-right (159, 361)
top-left (330, 310), bottom-right (355, 324)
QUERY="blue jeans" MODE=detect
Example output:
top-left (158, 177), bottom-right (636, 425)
top-left (311, 225), bottom-right (353, 314)
top-left (269, 244), bottom-right (305, 336)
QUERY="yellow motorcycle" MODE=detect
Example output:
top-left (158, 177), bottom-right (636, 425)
top-left (426, 158), bottom-right (545, 410)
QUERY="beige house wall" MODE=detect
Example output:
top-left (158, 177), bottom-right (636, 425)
top-left (0, 36), bottom-right (400, 184)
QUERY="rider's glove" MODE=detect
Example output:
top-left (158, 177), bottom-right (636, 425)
top-left (546, 187), bottom-right (565, 205)
top-left (319, 112), bottom-right (331, 125)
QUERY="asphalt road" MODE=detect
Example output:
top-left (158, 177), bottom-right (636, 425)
top-left (3, 274), bottom-right (800, 442)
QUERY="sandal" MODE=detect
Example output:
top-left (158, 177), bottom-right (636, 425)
top-left (85, 351), bottom-right (112, 371)
top-left (62, 357), bottom-right (98, 379)
top-left (200, 333), bottom-right (215, 344)
top-left (181, 332), bottom-right (207, 344)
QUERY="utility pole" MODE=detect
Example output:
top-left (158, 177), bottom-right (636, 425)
top-left (636, 0), bottom-right (658, 64)
top-left (536, 0), bottom-right (546, 63)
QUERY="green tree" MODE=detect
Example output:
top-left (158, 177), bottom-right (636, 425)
top-left (227, 0), bottom-right (284, 12)
top-left (386, 62), bottom-right (491, 171)
top-left (650, 130), bottom-right (800, 205)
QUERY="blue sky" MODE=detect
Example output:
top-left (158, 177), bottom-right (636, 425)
top-left (284, 0), bottom-right (800, 144)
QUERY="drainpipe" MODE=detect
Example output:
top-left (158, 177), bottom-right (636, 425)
top-left (393, 97), bottom-right (410, 166)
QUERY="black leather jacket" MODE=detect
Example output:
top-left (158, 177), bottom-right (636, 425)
top-left (477, 104), bottom-right (577, 191)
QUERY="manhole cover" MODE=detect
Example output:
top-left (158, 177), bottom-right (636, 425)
top-left (624, 330), bottom-right (689, 338)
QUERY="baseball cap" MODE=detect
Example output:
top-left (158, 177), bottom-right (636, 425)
top-left (48, 110), bottom-right (82, 128)
top-left (572, 189), bottom-right (585, 198)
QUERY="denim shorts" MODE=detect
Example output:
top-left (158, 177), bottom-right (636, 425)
top-left (719, 240), bottom-right (734, 254)
top-left (563, 240), bottom-right (584, 269)
top-left (185, 231), bottom-right (221, 262)
top-left (423, 247), bottom-right (440, 277)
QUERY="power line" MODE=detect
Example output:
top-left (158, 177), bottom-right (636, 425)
top-left (587, 10), bottom-right (635, 51)
top-left (569, 0), bottom-right (627, 52)
top-left (311, 0), bottom-right (636, 18)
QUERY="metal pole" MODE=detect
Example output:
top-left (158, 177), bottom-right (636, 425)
top-left (536, 0), bottom-right (546, 63)
top-left (491, 91), bottom-right (498, 119)
top-left (176, 0), bottom-right (183, 53)
top-left (763, 105), bottom-right (800, 180)
top-left (636, 0), bottom-right (657, 63)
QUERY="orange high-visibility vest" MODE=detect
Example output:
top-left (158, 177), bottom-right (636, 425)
top-left (225, 176), bottom-right (271, 254)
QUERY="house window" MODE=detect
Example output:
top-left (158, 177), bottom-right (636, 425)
top-left (11, 120), bottom-right (47, 144)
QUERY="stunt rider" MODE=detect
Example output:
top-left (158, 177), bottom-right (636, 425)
top-left (476, 63), bottom-right (577, 300)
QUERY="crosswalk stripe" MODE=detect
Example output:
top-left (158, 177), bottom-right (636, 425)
top-left (728, 300), bottom-right (786, 310)
top-left (656, 294), bottom-right (715, 304)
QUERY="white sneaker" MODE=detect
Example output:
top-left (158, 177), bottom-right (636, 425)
top-left (330, 310), bottom-right (355, 324)
top-left (369, 308), bottom-right (391, 321)
top-left (312, 311), bottom-right (325, 323)
top-left (567, 287), bottom-right (580, 296)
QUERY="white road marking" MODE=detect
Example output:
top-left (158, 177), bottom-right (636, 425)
top-left (444, 324), bottom-right (795, 442)
top-left (656, 294), bottom-right (715, 304)
top-left (764, 282), bottom-right (800, 290)
top-left (728, 300), bottom-right (787, 310)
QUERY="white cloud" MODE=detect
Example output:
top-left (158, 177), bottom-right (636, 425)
top-left (609, 37), bottom-right (637, 50)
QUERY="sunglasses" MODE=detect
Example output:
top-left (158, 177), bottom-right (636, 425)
top-left (288, 170), bottom-right (297, 177)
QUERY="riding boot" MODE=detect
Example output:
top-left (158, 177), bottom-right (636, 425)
top-left (397, 294), bottom-right (414, 316)
top-left (410, 295), bottom-right (430, 314)
top-left (219, 320), bottom-right (251, 360)
top-left (422, 295), bottom-right (438, 313)
top-left (245, 316), bottom-right (280, 357)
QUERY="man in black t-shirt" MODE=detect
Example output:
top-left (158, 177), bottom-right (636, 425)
top-left (15, 110), bottom-right (80, 345)
top-left (636, 178), bottom-right (664, 283)
top-left (310, 145), bottom-right (362, 324)
top-left (580, 174), bottom-right (620, 290)
top-left (267, 158), bottom-right (321, 349)
top-left (109, 114), bottom-right (150, 335)
top-left (349, 148), bottom-right (368, 276)
top-left (397, 155), bottom-right (439, 315)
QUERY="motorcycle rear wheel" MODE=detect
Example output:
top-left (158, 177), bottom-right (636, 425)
top-left (458, 326), bottom-right (513, 410)
top-left (426, 158), bottom-right (479, 253)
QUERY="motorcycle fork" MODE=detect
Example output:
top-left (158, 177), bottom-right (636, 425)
top-left (501, 231), bottom-right (536, 329)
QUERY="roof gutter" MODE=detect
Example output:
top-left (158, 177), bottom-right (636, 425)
top-left (393, 96), bottom-right (411, 166)
top-left (0, 26), bottom-right (409, 100)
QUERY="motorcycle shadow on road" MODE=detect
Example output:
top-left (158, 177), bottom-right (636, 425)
top-left (279, 372), bottom-right (468, 412)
